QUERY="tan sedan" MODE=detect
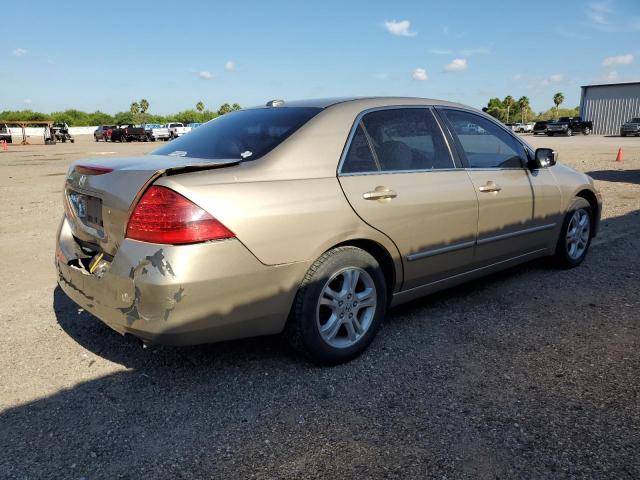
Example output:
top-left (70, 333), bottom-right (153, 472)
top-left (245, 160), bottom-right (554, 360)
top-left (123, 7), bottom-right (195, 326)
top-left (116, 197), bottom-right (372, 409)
top-left (56, 97), bottom-right (602, 364)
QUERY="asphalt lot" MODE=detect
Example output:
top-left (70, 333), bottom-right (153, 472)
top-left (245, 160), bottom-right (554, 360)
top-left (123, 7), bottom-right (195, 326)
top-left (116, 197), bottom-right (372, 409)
top-left (1, 134), bottom-right (639, 479)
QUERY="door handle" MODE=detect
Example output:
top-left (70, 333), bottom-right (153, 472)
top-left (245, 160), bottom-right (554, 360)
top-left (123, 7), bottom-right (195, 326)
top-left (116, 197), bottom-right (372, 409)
top-left (478, 182), bottom-right (502, 193)
top-left (363, 187), bottom-right (398, 201)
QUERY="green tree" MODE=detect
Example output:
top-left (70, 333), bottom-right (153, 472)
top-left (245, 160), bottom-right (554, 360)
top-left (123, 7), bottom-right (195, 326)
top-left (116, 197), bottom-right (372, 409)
top-left (195, 101), bottom-right (205, 114)
top-left (232, 103), bottom-right (241, 111)
top-left (483, 97), bottom-right (505, 122)
top-left (503, 96), bottom-right (514, 123)
top-left (140, 99), bottom-right (149, 114)
top-left (217, 103), bottom-right (233, 116)
top-left (517, 96), bottom-right (530, 123)
top-left (553, 92), bottom-right (564, 120)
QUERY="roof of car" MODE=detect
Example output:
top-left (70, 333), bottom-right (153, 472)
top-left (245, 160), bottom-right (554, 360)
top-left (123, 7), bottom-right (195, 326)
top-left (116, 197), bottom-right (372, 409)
top-left (252, 96), bottom-right (473, 110)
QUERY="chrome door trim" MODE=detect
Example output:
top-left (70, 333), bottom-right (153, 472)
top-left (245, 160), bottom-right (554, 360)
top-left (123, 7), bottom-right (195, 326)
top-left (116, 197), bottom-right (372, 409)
top-left (398, 248), bottom-right (549, 296)
top-left (406, 240), bottom-right (475, 262)
top-left (476, 223), bottom-right (556, 246)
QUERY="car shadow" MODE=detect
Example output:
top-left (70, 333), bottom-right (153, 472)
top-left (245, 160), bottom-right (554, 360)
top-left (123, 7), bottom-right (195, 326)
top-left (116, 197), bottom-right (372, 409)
top-left (2, 209), bottom-right (639, 479)
top-left (586, 169), bottom-right (640, 185)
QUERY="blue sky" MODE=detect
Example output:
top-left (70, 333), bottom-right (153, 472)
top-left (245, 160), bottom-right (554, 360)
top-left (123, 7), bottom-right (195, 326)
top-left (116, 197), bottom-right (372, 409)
top-left (2, 0), bottom-right (639, 115)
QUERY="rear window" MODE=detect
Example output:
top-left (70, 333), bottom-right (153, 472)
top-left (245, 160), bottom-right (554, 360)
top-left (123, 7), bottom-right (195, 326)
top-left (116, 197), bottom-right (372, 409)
top-left (154, 107), bottom-right (322, 160)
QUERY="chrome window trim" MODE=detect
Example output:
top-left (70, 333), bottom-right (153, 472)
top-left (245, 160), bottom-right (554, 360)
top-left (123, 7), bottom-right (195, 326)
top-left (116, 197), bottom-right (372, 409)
top-left (337, 105), bottom-right (458, 176)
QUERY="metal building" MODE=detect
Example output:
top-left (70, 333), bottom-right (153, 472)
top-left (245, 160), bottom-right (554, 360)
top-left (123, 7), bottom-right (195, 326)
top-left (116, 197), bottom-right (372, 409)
top-left (580, 81), bottom-right (640, 135)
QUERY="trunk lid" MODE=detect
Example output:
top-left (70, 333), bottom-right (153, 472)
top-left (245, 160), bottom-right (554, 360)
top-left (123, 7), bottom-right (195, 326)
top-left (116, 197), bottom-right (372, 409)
top-left (64, 155), bottom-right (240, 255)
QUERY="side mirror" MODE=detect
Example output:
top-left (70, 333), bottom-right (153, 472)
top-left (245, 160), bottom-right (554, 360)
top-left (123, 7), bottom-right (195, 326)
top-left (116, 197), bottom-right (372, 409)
top-left (531, 148), bottom-right (557, 169)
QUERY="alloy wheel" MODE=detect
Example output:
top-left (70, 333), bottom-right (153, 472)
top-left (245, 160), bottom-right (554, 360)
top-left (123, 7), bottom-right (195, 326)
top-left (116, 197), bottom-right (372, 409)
top-left (316, 267), bottom-right (377, 349)
top-left (566, 209), bottom-right (590, 260)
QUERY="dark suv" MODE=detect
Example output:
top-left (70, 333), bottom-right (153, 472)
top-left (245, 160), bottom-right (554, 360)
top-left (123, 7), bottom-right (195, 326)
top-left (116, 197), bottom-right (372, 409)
top-left (546, 117), bottom-right (593, 136)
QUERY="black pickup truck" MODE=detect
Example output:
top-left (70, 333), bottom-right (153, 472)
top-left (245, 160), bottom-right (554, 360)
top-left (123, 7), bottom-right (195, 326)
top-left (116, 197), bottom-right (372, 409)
top-left (545, 117), bottom-right (593, 136)
top-left (110, 124), bottom-right (147, 142)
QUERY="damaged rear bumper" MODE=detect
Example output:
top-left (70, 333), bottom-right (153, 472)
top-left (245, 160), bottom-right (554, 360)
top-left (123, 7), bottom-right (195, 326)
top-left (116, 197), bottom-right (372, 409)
top-left (55, 216), bottom-right (307, 345)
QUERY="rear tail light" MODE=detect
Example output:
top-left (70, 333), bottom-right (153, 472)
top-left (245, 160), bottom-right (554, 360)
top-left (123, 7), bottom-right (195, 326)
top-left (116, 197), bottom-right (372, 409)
top-left (75, 164), bottom-right (113, 175)
top-left (126, 186), bottom-right (234, 244)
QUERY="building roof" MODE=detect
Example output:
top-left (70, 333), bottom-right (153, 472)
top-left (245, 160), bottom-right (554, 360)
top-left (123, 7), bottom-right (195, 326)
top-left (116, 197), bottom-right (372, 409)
top-left (581, 80), bottom-right (640, 89)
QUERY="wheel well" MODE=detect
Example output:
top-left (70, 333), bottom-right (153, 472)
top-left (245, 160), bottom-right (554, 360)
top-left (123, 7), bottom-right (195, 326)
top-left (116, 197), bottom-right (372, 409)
top-left (335, 239), bottom-right (397, 297)
top-left (576, 189), bottom-right (599, 236)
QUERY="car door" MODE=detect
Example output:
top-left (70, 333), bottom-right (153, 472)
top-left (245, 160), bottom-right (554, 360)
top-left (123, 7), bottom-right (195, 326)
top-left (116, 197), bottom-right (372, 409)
top-left (439, 108), bottom-right (555, 266)
top-left (338, 107), bottom-right (479, 290)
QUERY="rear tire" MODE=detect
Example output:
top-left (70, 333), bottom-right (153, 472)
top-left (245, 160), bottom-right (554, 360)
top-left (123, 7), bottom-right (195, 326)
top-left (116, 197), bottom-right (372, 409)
top-left (566, 128), bottom-right (573, 137)
top-left (285, 246), bottom-right (387, 365)
top-left (583, 127), bottom-right (591, 135)
top-left (552, 198), bottom-right (592, 269)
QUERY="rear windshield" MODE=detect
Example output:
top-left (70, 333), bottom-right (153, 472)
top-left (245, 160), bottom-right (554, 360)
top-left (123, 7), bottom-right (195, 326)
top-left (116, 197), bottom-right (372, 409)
top-left (153, 107), bottom-right (322, 160)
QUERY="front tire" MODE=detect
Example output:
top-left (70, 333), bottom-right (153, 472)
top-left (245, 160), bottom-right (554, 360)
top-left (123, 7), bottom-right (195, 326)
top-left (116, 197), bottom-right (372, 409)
top-left (285, 246), bottom-right (387, 365)
top-left (552, 198), bottom-right (592, 269)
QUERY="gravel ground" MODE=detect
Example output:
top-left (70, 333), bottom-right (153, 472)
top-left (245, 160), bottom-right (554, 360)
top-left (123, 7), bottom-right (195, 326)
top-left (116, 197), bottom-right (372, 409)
top-left (1, 134), bottom-right (639, 479)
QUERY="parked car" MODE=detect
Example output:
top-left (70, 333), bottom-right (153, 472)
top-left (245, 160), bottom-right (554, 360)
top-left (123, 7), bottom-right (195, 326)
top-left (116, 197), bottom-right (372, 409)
top-left (504, 123), bottom-right (516, 131)
top-left (111, 124), bottom-right (147, 142)
top-left (143, 123), bottom-right (170, 142)
top-left (533, 120), bottom-right (550, 135)
top-left (167, 122), bottom-right (191, 139)
top-left (620, 117), bottom-right (640, 137)
top-left (514, 123), bottom-right (533, 133)
top-left (56, 97), bottom-right (602, 365)
top-left (187, 122), bottom-right (203, 130)
top-left (52, 123), bottom-right (74, 143)
top-left (546, 117), bottom-right (593, 136)
top-left (94, 125), bottom-right (115, 142)
top-left (0, 123), bottom-right (12, 143)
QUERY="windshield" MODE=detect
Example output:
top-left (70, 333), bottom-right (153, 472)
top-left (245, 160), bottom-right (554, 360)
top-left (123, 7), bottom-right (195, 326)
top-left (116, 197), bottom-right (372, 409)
top-left (630, 118), bottom-right (640, 123)
top-left (558, 117), bottom-right (572, 122)
top-left (153, 107), bottom-right (322, 160)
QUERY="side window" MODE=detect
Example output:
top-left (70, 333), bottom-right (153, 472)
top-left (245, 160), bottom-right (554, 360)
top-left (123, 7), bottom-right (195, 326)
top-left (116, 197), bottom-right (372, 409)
top-left (361, 108), bottom-right (453, 171)
top-left (442, 109), bottom-right (524, 168)
top-left (341, 124), bottom-right (378, 173)
top-left (341, 108), bottom-right (455, 174)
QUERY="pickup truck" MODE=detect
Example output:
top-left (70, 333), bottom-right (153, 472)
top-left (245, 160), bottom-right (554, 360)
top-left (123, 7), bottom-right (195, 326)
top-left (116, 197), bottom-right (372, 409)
top-left (142, 123), bottom-right (170, 141)
top-left (514, 122), bottom-right (533, 133)
top-left (0, 123), bottom-right (12, 144)
top-left (620, 117), bottom-right (640, 137)
top-left (167, 122), bottom-right (191, 139)
top-left (111, 124), bottom-right (147, 142)
top-left (546, 117), bottom-right (593, 136)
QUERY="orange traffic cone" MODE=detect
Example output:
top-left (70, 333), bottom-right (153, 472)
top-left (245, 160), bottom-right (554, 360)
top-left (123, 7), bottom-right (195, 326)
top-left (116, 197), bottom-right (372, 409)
top-left (616, 147), bottom-right (624, 162)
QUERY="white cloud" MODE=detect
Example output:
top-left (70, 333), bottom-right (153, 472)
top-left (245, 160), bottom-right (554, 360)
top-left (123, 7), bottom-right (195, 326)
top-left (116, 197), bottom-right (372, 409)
top-left (602, 54), bottom-right (633, 66)
top-left (412, 68), bottom-right (428, 81)
top-left (541, 73), bottom-right (564, 86)
top-left (460, 48), bottom-right (490, 56)
top-left (224, 60), bottom-right (235, 71)
top-left (13, 48), bottom-right (28, 57)
top-left (429, 48), bottom-right (452, 55)
top-left (444, 58), bottom-right (467, 72)
top-left (23, 98), bottom-right (32, 104)
top-left (606, 71), bottom-right (619, 81)
top-left (587, 1), bottom-right (611, 25)
top-left (196, 71), bottom-right (214, 80)
top-left (383, 20), bottom-right (416, 37)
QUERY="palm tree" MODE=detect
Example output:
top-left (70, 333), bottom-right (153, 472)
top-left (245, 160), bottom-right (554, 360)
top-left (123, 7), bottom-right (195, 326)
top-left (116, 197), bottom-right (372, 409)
top-left (553, 92), bottom-right (564, 120)
top-left (517, 96), bottom-right (530, 123)
top-left (139, 99), bottom-right (149, 123)
top-left (130, 102), bottom-right (140, 115)
top-left (503, 96), bottom-right (514, 123)
top-left (195, 101), bottom-right (205, 113)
